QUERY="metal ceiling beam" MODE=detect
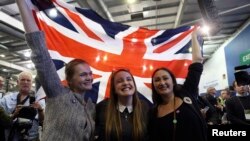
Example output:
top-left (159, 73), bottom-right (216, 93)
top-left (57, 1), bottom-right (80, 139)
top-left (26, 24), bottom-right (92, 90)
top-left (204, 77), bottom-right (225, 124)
top-left (204, 39), bottom-right (226, 44)
top-left (219, 4), bottom-right (250, 15)
top-left (0, 59), bottom-right (34, 73)
top-left (0, 43), bottom-right (29, 61)
top-left (222, 22), bottom-right (242, 29)
top-left (15, 60), bottom-right (32, 65)
top-left (0, 0), bottom-right (15, 6)
top-left (7, 58), bottom-right (21, 62)
top-left (219, 29), bottom-right (235, 34)
top-left (147, 23), bottom-right (174, 30)
top-left (0, 43), bottom-right (8, 50)
top-left (94, 0), bottom-right (114, 22)
top-left (113, 7), bottom-right (178, 22)
top-left (203, 44), bottom-right (220, 49)
top-left (174, 0), bottom-right (186, 28)
top-left (0, 11), bottom-right (24, 32)
top-left (204, 18), bottom-right (250, 62)
top-left (218, 17), bottom-right (250, 51)
top-left (73, 0), bottom-right (90, 8)
top-left (9, 46), bottom-right (29, 52)
top-left (108, 0), bottom-right (178, 13)
top-left (203, 35), bottom-right (230, 40)
top-left (0, 23), bottom-right (24, 40)
top-left (123, 15), bottom-right (176, 27)
top-left (82, 0), bottom-right (112, 21)
top-left (180, 4), bottom-right (250, 26)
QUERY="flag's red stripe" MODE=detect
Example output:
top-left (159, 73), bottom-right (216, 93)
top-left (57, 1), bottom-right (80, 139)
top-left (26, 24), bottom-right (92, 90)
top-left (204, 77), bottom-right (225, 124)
top-left (93, 74), bottom-right (102, 79)
top-left (144, 83), bottom-right (152, 89)
top-left (57, 3), bottom-right (104, 42)
top-left (153, 29), bottom-right (193, 53)
top-left (32, 10), bottom-right (42, 30)
top-left (36, 18), bottom-right (191, 78)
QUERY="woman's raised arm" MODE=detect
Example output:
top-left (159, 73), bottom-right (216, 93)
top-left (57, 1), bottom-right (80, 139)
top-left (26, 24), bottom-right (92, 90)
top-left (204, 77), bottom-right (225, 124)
top-left (16, 0), bottom-right (39, 33)
top-left (191, 27), bottom-right (203, 63)
top-left (16, 0), bottom-right (64, 98)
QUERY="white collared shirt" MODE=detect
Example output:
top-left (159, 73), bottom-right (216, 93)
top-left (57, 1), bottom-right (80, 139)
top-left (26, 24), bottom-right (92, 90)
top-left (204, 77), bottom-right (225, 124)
top-left (118, 103), bottom-right (133, 113)
top-left (0, 91), bottom-right (46, 118)
top-left (236, 92), bottom-right (249, 97)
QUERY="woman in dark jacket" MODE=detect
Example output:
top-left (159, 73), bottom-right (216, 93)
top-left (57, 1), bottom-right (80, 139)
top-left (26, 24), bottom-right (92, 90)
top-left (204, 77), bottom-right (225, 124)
top-left (148, 28), bottom-right (207, 141)
top-left (95, 69), bottom-right (149, 141)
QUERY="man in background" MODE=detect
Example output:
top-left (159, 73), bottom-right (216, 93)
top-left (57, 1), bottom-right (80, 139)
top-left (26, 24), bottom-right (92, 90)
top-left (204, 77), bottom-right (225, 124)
top-left (225, 81), bottom-right (250, 125)
top-left (205, 87), bottom-right (223, 124)
top-left (217, 89), bottom-right (231, 124)
top-left (0, 76), bottom-right (5, 98)
top-left (0, 72), bottom-right (45, 141)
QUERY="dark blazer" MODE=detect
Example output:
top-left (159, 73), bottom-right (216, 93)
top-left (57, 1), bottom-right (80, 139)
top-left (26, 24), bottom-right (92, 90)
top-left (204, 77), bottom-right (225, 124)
top-left (225, 96), bottom-right (250, 125)
top-left (95, 99), bottom-right (149, 141)
top-left (0, 106), bottom-right (12, 141)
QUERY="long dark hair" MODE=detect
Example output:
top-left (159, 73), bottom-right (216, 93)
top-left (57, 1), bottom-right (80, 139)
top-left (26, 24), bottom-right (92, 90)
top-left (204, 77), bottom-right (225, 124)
top-left (151, 67), bottom-right (179, 105)
top-left (105, 69), bottom-right (146, 141)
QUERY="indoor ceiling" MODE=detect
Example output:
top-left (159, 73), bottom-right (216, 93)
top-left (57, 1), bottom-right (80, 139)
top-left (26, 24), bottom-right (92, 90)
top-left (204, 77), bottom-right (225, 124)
top-left (0, 0), bottom-right (249, 79)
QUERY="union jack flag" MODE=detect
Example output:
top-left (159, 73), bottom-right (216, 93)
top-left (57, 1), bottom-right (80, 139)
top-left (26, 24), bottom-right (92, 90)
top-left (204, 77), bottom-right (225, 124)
top-left (29, 0), bottom-right (200, 104)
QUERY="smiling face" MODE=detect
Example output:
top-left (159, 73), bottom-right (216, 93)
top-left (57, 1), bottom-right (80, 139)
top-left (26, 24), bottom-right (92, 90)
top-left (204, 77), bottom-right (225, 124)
top-left (153, 69), bottom-right (174, 96)
top-left (66, 59), bottom-right (93, 94)
top-left (114, 71), bottom-right (136, 97)
top-left (70, 63), bottom-right (93, 93)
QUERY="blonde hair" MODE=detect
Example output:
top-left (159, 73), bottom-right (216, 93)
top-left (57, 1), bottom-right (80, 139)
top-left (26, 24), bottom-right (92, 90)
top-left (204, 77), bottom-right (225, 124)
top-left (18, 72), bottom-right (33, 81)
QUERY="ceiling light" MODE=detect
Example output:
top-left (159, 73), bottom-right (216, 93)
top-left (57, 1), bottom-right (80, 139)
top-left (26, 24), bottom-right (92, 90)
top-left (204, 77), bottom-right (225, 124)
top-left (27, 63), bottom-right (34, 69)
top-left (127, 0), bottom-right (137, 4)
top-left (32, 75), bottom-right (36, 79)
top-left (189, 48), bottom-right (192, 53)
top-left (24, 52), bottom-right (31, 57)
top-left (0, 54), bottom-right (5, 57)
top-left (201, 25), bottom-right (210, 35)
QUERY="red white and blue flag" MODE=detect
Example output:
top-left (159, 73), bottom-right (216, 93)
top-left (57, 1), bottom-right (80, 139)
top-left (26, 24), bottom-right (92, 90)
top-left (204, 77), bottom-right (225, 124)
top-left (29, 0), bottom-right (200, 104)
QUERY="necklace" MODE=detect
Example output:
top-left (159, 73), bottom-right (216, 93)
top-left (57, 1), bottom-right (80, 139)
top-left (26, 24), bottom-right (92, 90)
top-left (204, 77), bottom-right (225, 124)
top-left (173, 97), bottom-right (177, 124)
top-left (172, 96), bottom-right (177, 141)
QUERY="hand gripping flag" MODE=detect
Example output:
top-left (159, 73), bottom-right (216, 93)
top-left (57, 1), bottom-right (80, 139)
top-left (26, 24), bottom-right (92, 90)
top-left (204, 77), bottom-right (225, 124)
top-left (27, 0), bottom-right (202, 104)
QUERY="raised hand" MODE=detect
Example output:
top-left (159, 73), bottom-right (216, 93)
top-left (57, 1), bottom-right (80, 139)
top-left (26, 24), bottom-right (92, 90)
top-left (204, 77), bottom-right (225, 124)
top-left (191, 26), bottom-right (203, 63)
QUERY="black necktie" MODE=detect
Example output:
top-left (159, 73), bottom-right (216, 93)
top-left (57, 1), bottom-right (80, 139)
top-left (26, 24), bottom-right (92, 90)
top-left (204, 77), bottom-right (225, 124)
top-left (123, 108), bottom-right (129, 120)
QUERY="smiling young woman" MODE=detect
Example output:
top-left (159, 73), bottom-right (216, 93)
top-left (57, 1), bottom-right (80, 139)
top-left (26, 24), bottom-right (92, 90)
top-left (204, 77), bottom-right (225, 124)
top-left (148, 28), bottom-right (207, 141)
top-left (95, 69), bottom-right (149, 141)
